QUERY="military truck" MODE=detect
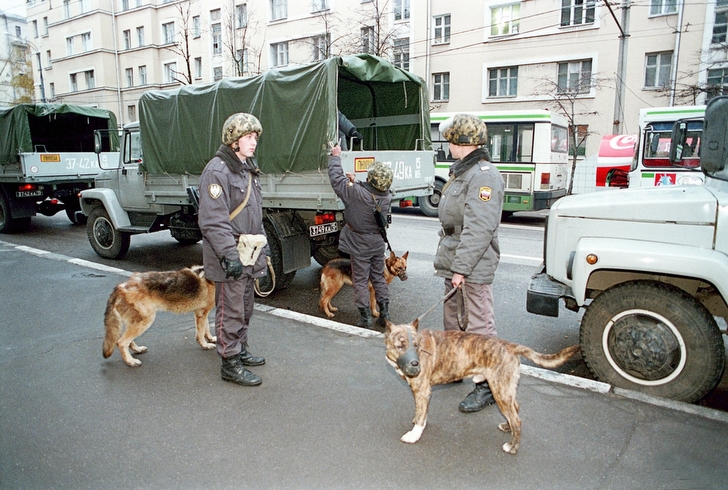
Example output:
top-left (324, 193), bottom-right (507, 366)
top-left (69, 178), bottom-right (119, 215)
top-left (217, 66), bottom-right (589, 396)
top-left (80, 54), bottom-right (435, 292)
top-left (527, 95), bottom-right (728, 403)
top-left (0, 104), bottom-right (118, 232)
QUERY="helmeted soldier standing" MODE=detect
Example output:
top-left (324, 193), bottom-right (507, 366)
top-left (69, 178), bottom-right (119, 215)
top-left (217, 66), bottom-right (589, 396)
top-left (434, 113), bottom-right (505, 412)
top-left (198, 113), bottom-right (267, 387)
top-left (328, 143), bottom-right (393, 329)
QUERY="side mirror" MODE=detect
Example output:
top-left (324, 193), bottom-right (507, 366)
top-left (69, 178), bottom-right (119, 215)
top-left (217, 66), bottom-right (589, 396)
top-left (701, 95), bottom-right (728, 173)
top-left (669, 121), bottom-right (687, 163)
top-left (94, 130), bottom-right (103, 154)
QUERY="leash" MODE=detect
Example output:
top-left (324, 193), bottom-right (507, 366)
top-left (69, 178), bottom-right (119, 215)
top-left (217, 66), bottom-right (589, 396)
top-left (416, 284), bottom-right (469, 330)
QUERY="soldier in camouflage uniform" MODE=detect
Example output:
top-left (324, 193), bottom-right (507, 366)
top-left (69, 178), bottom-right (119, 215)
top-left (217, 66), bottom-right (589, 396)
top-left (434, 113), bottom-right (505, 412)
top-left (328, 144), bottom-right (393, 329)
top-left (198, 113), bottom-right (267, 387)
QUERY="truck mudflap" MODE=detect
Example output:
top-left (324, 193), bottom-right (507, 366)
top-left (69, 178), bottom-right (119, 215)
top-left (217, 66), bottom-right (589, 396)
top-left (526, 266), bottom-right (570, 317)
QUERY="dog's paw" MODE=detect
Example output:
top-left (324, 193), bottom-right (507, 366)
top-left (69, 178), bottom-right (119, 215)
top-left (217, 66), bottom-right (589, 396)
top-left (400, 424), bottom-right (425, 443)
top-left (324, 311), bottom-right (335, 318)
top-left (329, 305), bottom-right (338, 312)
top-left (502, 442), bottom-right (518, 455)
top-left (129, 344), bottom-right (147, 354)
top-left (498, 422), bottom-right (511, 433)
top-left (125, 358), bottom-right (142, 367)
top-left (200, 342), bottom-right (216, 350)
top-left (372, 310), bottom-right (380, 318)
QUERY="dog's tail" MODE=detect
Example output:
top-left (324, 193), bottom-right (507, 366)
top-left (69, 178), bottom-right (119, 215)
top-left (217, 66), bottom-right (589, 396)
top-left (514, 344), bottom-right (580, 369)
top-left (102, 286), bottom-right (123, 358)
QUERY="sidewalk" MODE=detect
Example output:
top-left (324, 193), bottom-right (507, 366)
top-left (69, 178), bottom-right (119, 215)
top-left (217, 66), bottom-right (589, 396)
top-left (2, 241), bottom-right (728, 489)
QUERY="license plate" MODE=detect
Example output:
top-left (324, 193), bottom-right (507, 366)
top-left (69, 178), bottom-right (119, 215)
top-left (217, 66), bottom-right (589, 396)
top-left (16, 190), bottom-right (43, 197)
top-left (309, 222), bottom-right (338, 237)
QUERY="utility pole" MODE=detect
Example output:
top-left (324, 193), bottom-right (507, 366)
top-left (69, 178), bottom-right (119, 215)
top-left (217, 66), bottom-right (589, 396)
top-left (608, 0), bottom-right (630, 134)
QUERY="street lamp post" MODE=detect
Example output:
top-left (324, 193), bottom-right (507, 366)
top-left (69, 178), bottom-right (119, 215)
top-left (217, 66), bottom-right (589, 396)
top-left (24, 39), bottom-right (46, 103)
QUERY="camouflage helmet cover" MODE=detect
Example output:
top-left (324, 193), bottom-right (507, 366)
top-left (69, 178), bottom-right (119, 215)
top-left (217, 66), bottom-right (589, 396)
top-left (221, 113), bottom-right (263, 146)
top-left (366, 161), bottom-right (394, 192)
top-left (439, 113), bottom-right (488, 146)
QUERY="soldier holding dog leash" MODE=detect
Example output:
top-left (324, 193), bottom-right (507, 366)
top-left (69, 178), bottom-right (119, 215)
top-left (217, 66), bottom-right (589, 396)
top-left (198, 113), bottom-right (268, 387)
top-left (434, 113), bottom-right (505, 413)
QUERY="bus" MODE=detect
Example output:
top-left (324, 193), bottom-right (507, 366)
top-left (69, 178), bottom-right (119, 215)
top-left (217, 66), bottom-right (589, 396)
top-left (627, 105), bottom-right (705, 188)
top-left (422, 110), bottom-right (569, 217)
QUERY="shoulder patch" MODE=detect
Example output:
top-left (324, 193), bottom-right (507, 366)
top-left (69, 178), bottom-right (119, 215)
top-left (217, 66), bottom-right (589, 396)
top-left (479, 163), bottom-right (490, 170)
top-left (208, 184), bottom-right (223, 199)
top-left (479, 186), bottom-right (492, 202)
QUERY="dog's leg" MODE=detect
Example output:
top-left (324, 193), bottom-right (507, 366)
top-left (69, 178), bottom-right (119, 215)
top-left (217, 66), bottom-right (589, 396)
top-left (492, 379), bottom-right (522, 455)
top-left (401, 384), bottom-right (431, 444)
top-left (195, 309), bottom-right (216, 349)
top-left (319, 278), bottom-right (342, 318)
top-left (368, 282), bottom-right (379, 317)
top-left (117, 314), bottom-right (155, 367)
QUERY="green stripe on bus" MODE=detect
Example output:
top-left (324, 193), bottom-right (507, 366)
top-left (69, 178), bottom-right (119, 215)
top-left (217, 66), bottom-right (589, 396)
top-left (431, 113), bottom-right (553, 122)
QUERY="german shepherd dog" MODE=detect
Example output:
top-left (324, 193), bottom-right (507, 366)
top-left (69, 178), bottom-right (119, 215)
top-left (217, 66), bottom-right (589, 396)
top-left (102, 266), bottom-right (216, 367)
top-left (384, 319), bottom-right (580, 454)
top-left (319, 251), bottom-right (409, 318)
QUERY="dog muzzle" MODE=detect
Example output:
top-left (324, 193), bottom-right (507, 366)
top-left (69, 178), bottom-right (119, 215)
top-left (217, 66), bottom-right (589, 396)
top-left (395, 326), bottom-right (420, 377)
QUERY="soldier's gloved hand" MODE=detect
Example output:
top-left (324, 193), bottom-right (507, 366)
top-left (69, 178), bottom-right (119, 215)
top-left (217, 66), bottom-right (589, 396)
top-left (220, 256), bottom-right (244, 280)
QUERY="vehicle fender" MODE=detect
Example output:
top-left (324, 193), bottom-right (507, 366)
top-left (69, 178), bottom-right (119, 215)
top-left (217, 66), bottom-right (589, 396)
top-left (79, 188), bottom-right (131, 228)
top-left (571, 236), bottom-right (728, 305)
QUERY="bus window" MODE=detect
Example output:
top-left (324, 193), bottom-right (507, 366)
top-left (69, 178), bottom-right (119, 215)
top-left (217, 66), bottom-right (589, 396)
top-left (643, 121), bottom-right (702, 168)
top-left (488, 123), bottom-right (534, 163)
top-left (551, 125), bottom-right (569, 153)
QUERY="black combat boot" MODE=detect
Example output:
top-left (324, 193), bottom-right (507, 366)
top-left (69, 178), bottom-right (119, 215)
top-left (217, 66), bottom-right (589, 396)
top-left (458, 381), bottom-right (496, 413)
top-left (239, 342), bottom-right (265, 366)
top-left (221, 356), bottom-right (262, 386)
top-left (357, 307), bottom-right (373, 329)
top-left (375, 301), bottom-right (390, 329)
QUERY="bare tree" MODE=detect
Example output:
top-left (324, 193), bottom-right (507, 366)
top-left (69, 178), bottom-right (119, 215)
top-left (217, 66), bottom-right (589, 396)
top-left (11, 57), bottom-right (34, 103)
top-left (223, 3), bottom-right (263, 76)
top-left (165, 0), bottom-right (194, 84)
top-left (533, 73), bottom-right (609, 195)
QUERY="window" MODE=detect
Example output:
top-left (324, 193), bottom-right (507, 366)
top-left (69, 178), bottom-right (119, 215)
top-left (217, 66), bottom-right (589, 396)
top-left (713, 4), bottom-right (728, 44)
top-left (649, 0), bottom-right (677, 16)
top-left (312, 0), bottom-right (328, 11)
top-left (271, 0), bottom-right (287, 20)
top-left (211, 8), bottom-right (221, 21)
top-left (214, 67), bottom-right (224, 81)
top-left (32, 20), bottom-right (38, 38)
top-left (80, 0), bottom-right (89, 14)
top-left (66, 36), bottom-right (74, 56)
top-left (46, 50), bottom-right (51, 67)
top-left (491, 4), bottom-right (520, 36)
top-left (557, 60), bottom-right (592, 94)
top-left (70, 73), bottom-right (78, 91)
top-left (49, 82), bottom-right (55, 99)
top-left (43, 17), bottom-right (48, 35)
top-left (122, 0), bottom-right (129, 10)
top-left (238, 49), bottom-right (250, 74)
top-left (15, 25), bottom-right (21, 38)
top-left (63, 0), bottom-right (71, 19)
top-left (193, 16), bottom-right (201, 37)
top-left (568, 125), bottom-right (588, 156)
top-left (312, 34), bottom-right (329, 61)
top-left (128, 105), bottom-right (136, 122)
top-left (137, 27), bottom-right (145, 47)
top-left (707, 67), bottom-right (728, 99)
top-left (433, 14), bottom-right (451, 44)
top-left (560, 0), bottom-right (595, 27)
top-left (644, 52), bottom-right (672, 88)
top-left (433, 72), bottom-right (450, 101)
top-left (394, 0), bottom-right (410, 21)
top-left (488, 66), bottom-right (518, 97)
top-left (139, 65), bottom-right (147, 85)
top-left (126, 68), bottom-right (133, 87)
top-left (81, 32), bottom-right (91, 52)
top-left (361, 26), bottom-right (376, 53)
top-left (393, 38), bottom-right (409, 71)
top-left (85, 70), bottom-right (95, 89)
top-left (212, 23), bottom-right (222, 55)
top-left (236, 4), bottom-right (248, 28)
top-left (164, 62), bottom-right (177, 83)
top-left (271, 42), bottom-right (289, 67)
top-left (123, 30), bottom-right (131, 49)
top-left (162, 22), bottom-right (175, 44)
top-left (195, 58), bottom-right (202, 79)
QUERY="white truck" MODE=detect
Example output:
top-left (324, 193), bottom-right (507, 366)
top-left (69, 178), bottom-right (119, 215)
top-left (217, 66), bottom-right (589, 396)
top-left (80, 55), bottom-right (435, 293)
top-left (526, 95), bottom-right (728, 403)
top-left (0, 104), bottom-right (118, 232)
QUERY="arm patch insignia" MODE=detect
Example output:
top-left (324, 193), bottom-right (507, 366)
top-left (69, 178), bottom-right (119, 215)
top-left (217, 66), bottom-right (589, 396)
top-left (208, 184), bottom-right (223, 199)
top-left (479, 186), bottom-right (492, 202)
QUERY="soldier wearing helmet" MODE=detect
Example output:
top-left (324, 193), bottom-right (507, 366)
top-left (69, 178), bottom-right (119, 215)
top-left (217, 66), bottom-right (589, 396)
top-left (328, 143), bottom-right (394, 329)
top-left (198, 112), bottom-right (267, 387)
top-left (434, 113), bottom-right (505, 413)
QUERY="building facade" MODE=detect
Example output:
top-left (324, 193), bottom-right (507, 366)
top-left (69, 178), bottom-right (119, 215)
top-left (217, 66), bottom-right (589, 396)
top-left (0, 11), bottom-right (31, 105)
top-left (20, 0), bottom-right (727, 156)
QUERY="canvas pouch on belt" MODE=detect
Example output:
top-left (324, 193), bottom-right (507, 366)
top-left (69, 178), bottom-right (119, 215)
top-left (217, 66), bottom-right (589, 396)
top-left (237, 234), bottom-right (267, 266)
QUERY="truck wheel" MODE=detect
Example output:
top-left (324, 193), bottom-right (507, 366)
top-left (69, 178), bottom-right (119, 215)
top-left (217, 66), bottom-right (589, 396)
top-left (580, 280), bottom-right (726, 403)
top-left (418, 179), bottom-right (443, 218)
top-left (0, 191), bottom-right (30, 233)
top-left (256, 221), bottom-right (295, 294)
top-left (312, 238), bottom-right (341, 266)
top-left (87, 206), bottom-right (130, 259)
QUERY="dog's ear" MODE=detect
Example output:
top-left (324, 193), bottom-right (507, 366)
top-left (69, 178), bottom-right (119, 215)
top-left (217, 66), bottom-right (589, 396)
top-left (389, 250), bottom-right (396, 260)
top-left (411, 318), bottom-right (419, 330)
top-left (402, 251), bottom-right (409, 260)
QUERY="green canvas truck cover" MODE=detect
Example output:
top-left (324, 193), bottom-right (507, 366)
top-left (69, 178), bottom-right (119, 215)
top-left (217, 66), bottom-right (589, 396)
top-left (138, 54), bottom-right (432, 175)
top-left (0, 103), bottom-right (118, 165)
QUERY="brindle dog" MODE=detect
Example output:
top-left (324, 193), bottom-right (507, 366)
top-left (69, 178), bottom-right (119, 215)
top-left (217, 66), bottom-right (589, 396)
top-left (385, 318), bottom-right (580, 454)
top-left (319, 251), bottom-right (408, 319)
top-left (102, 265), bottom-right (216, 367)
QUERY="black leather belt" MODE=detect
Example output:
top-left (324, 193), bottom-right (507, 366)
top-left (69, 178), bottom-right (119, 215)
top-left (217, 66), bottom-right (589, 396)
top-left (442, 226), bottom-right (462, 236)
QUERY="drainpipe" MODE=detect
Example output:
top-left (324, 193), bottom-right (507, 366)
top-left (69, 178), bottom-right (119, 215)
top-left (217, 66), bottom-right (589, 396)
top-left (110, 1), bottom-right (123, 124)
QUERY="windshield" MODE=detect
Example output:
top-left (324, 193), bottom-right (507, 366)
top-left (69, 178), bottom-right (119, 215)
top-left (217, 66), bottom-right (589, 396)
top-left (643, 121), bottom-right (702, 169)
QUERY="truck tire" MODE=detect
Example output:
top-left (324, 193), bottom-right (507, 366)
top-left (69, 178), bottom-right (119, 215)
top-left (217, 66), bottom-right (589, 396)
top-left (87, 206), bottom-right (131, 259)
top-left (0, 191), bottom-right (30, 233)
top-left (418, 179), bottom-right (443, 218)
top-left (256, 221), bottom-right (295, 294)
top-left (580, 280), bottom-right (725, 403)
top-left (312, 236), bottom-right (341, 266)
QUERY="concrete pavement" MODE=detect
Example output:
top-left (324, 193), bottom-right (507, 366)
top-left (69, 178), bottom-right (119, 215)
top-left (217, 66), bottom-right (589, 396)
top-left (2, 240), bottom-right (728, 489)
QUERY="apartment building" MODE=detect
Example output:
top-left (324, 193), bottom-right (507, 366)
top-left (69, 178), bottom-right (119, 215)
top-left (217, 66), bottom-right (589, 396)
top-left (0, 11), bottom-right (30, 105)
top-left (21, 0), bottom-right (726, 156)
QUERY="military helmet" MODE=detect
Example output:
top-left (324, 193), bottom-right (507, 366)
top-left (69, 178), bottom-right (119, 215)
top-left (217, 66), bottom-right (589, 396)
top-left (366, 161), bottom-right (393, 192)
top-left (221, 113), bottom-right (263, 146)
top-left (439, 113), bottom-right (488, 146)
